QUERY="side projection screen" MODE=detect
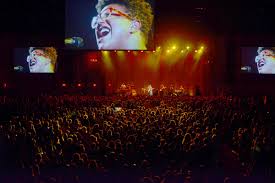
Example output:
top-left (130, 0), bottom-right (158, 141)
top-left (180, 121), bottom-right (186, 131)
top-left (13, 47), bottom-right (58, 73)
top-left (65, 0), bottom-right (155, 50)
top-left (241, 47), bottom-right (275, 74)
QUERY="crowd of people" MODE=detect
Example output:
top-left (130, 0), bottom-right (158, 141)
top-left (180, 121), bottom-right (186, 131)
top-left (0, 95), bottom-right (275, 183)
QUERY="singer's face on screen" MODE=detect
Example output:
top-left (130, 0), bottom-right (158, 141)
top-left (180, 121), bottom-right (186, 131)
top-left (92, 4), bottom-right (142, 50)
top-left (27, 49), bottom-right (54, 73)
top-left (255, 49), bottom-right (275, 74)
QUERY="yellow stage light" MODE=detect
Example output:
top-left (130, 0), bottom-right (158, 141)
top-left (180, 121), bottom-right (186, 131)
top-left (102, 51), bottom-right (113, 70)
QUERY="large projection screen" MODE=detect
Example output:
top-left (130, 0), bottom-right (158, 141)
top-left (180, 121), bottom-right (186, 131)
top-left (13, 47), bottom-right (58, 73)
top-left (241, 47), bottom-right (275, 74)
top-left (65, 0), bottom-right (155, 50)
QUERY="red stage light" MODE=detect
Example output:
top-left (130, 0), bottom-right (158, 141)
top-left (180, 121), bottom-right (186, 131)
top-left (3, 83), bottom-right (7, 88)
top-left (62, 83), bottom-right (66, 87)
top-left (77, 83), bottom-right (82, 87)
top-left (108, 83), bottom-right (111, 87)
top-left (93, 83), bottom-right (96, 87)
top-left (90, 58), bottom-right (98, 62)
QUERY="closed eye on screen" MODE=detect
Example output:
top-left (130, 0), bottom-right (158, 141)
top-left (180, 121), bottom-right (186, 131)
top-left (110, 13), bottom-right (122, 17)
top-left (91, 7), bottom-right (131, 29)
top-left (109, 7), bottom-right (131, 19)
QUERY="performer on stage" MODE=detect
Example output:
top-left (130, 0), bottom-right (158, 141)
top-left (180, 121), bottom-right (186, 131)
top-left (120, 83), bottom-right (127, 89)
top-left (148, 84), bottom-right (153, 96)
